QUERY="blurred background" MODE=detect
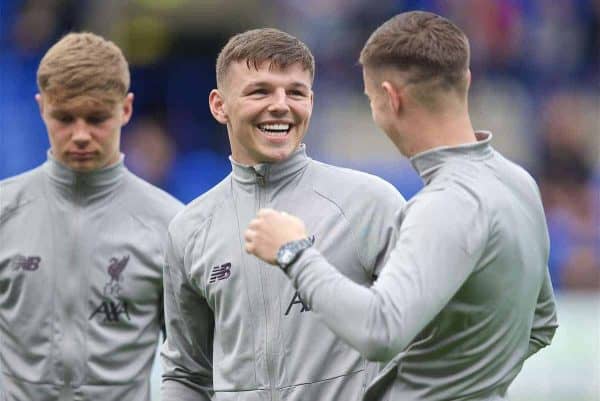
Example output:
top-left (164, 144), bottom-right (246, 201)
top-left (0, 0), bottom-right (598, 399)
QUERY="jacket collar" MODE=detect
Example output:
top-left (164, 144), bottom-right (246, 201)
top-left (43, 150), bottom-right (125, 191)
top-left (230, 144), bottom-right (310, 187)
top-left (410, 131), bottom-right (494, 183)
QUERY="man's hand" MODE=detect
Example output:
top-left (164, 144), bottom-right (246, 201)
top-left (244, 208), bottom-right (308, 264)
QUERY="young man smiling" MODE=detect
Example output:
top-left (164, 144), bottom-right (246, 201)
top-left (160, 28), bottom-right (405, 401)
top-left (0, 33), bottom-right (183, 400)
top-left (245, 12), bottom-right (558, 401)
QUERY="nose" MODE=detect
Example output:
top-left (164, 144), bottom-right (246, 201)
top-left (72, 119), bottom-right (92, 147)
top-left (267, 89), bottom-right (290, 115)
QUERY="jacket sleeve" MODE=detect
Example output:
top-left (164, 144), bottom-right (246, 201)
top-left (526, 268), bottom-right (558, 359)
top-left (287, 189), bottom-right (488, 362)
top-left (161, 231), bottom-right (214, 401)
top-left (349, 180), bottom-right (405, 385)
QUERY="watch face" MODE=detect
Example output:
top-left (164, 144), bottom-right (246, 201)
top-left (279, 248), bottom-right (296, 265)
top-left (277, 237), bottom-right (314, 269)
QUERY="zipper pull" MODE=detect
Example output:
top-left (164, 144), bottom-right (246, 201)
top-left (256, 173), bottom-right (266, 187)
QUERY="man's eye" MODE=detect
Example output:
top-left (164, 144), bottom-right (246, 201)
top-left (249, 89), bottom-right (267, 96)
top-left (87, 116), bottom-right (107, 125)
top-left (56, 115), bottom-right (74, 123)
top-left (289, 90), bottom-right (307, 97)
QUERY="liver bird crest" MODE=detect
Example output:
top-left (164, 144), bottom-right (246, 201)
top-left (108, 255), bottom-right (129, 284)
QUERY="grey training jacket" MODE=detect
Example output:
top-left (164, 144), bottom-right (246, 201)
top-left (286, 133), bottom-right (558, 401)
top-left (0, 154), bottom-right (183, 401)
top-left (161, 145), bottom-right (405, 401)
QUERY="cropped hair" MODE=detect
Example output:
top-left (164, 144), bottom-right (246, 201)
top-left (360, 11), bottom-right (470, 95)
top-left (37, 32), bottom-right (130, 105)
top-left (216, 28), bottom-right (314, 88)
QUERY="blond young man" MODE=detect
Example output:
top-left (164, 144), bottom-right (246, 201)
top-left (246, 12), bottom-right (558, 401)
top-left (160, 28), bottom-right (405, 401)
top-left (0, 33), bottom-right (183, 401)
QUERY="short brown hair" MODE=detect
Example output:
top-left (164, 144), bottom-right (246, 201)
top-left (216, 28), bottom-right (315, 88)
top-left (360, 11), bottom-right (470, 95)
top-left (37, 32), bottom-right (130, 106)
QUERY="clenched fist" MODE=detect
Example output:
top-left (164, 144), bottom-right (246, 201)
top-left (244, 208), bottom-right (308, 264)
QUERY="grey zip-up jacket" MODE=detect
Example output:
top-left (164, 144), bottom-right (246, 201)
top-left (0, 154), bottom-right (183, 401)
top-left (285, 133), bottom-right (558, 400)
top-left (161, 146), bottom-right (405, 401)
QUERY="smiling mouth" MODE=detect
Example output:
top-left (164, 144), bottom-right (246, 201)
top-left (257, 123), bottom-right (291, 137)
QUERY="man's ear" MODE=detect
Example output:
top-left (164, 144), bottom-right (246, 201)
top-left (209, 89), bottom-right (228, 124)
top-left (381, 81), bottom-right (402, 114)
top-left (307, 89), bottom-right (314, 117)
top-left (465, 69), bottom-right (472, 92)
top-left (121, 93), bottom-right (134, 126)
top-left (35, 93), bottom-right (44, 116)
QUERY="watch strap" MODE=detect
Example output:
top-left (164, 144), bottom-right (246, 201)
top-left (276, 235), bottom-right (315, 270)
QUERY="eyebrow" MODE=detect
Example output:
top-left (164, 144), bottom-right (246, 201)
top-left (49, 109), bottom-right (70, 117)
top-left (244, 81), bottom-right (310, 90)
top-left (49, 109), bottom-right (111, 119)
top-left (287, 82), bottom-right (310, 90)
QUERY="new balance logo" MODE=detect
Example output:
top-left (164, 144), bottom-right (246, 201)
top-left (209, 262), bottom-right (232, 284)
top-left (10, 255), bottom-right (41, 271)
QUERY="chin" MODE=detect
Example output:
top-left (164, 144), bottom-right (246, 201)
top-left (272, 149), bottom-right (296, 163)
top-left (255, 146), bottom-right (294, 163)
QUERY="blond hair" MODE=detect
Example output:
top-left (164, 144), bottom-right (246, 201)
top-left (360, 11), bottom-right (470, 101)
top-left (37, 32), bottom-right (130, 105)
top-left (216, 28), bottom-right (314, 89)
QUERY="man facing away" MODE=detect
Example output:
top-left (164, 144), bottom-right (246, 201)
top-left (245, 12), bottom-right (558, 401)
top-left (160, 28), bottom-right (405, 401)
top-left (0, 32), bottom-right (183, 401)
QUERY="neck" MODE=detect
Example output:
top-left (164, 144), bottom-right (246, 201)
top-left (400, 107), bottom-right (476, 157)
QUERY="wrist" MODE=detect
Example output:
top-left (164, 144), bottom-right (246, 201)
top-left (276, 236), bottom-right (315, 271)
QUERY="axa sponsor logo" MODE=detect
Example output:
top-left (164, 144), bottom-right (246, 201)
top-left (90, 255), bottom-right (131, 324)
top-left (209, 262), bottom-right (232, 284)
top-left (10, 254), bottom-right (41, 272)
top-left (89, 299), bottom-right (130, 323)
top-left (285, 291), bottom-right (311, 316)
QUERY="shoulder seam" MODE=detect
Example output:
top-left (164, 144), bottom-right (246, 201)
top-left (0, 169), bottom-right (44, 226)
top-left (0, 198), bottom-right (37, 226)
top-left (311, 186), bottom-right (366, 270)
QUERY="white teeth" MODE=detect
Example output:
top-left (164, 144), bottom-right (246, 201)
top-left (258, 123), bottom-right (291, 135)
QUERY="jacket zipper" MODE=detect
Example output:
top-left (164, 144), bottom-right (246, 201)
top-left (255, 169), bottom-right (278, 401)
top-left (60, 177), bottom-right (83, 400)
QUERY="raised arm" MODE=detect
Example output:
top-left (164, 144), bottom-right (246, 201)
top-left (245, 190), bottom-right (487, 362)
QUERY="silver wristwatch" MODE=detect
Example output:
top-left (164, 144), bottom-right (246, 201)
top-left (276, 236), bottom-right (315, 271)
